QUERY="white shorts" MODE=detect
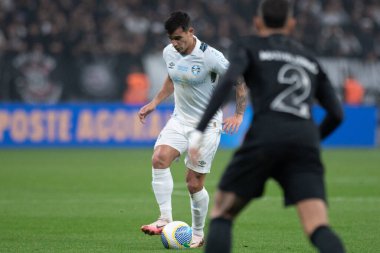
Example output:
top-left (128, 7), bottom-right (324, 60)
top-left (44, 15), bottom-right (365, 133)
top-left (154, 117), bottom-right (221, 174)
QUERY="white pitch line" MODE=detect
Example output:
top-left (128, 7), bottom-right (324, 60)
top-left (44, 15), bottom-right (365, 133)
top-left (259, 196), bottom-right (380, 202)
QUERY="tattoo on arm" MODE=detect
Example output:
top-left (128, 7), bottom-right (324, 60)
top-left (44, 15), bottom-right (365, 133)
top-left (235, 77), bottom-right (247, 115)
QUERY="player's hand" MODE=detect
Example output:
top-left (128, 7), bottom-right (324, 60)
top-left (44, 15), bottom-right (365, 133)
top-left (188, 130), bottom-right (204, 165)
top-left (138, 103), bottom-right (156, 124)
top-left (223, 114), bottom-right (243, 134)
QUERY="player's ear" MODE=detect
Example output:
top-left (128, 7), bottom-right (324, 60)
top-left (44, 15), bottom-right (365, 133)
top-left (286, 17), bottom-right (296, 34)
top-left (253, 16), bottom-right (263, 33)
top-left (188, 27), bottom-right (194, 35)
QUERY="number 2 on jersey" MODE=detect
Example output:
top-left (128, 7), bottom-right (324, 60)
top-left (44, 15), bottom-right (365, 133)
top-left (270, 64), bottom-right (311, 119)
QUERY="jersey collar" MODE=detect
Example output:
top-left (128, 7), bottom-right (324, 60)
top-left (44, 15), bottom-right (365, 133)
top-left (173, 36), bottom-right (202, 57)
top-left (188, 36), bottom-right (202, 56)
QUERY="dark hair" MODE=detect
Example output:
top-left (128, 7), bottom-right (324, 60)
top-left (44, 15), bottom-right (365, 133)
top-left (258, 0), bottom-right (293, 28)
top-left (164, 11), bottom-right (191, 34)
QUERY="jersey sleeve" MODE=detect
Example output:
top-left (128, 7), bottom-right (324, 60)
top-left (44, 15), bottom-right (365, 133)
top-left (162, 45), bottom-right (170, 64)
top-left (205, 48), bottom-right (229, 75)
top-left (197, 39), bottom-right (250, 132)
top-left (315, 66), bottom-right (344, 139)
top-left (226, 39), bottom-right (250, 75)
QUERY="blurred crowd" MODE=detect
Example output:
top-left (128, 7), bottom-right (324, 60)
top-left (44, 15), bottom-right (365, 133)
top-left (0, 0), bottom-right (379, 102)
top-left (1, 0), bottom-right (380, 59)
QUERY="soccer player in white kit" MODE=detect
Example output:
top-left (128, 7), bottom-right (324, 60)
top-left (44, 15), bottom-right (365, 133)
top-left (138, 11), bottom-right (247, 248)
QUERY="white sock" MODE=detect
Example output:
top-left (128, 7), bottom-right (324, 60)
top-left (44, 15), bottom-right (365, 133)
top-left (190, 187), bottom-right (209, 237)
top-left (152, 168), bottom-right (173, 222)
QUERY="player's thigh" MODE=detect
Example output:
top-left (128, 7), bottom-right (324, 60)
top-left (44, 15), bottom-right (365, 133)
top-left (218, 145), bottom-right (273, 200)
top-left (274, 147), bottom-right (326, 206)
top-left (211, 190), bottom-right (250, 219)
top-left (154, 118), bottom-right (188, 155)
top-left (153, 145), bottom-right (181, 167)
top-left (184, 128), bottom-right (221, 174)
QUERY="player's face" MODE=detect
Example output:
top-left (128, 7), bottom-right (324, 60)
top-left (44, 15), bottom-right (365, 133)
top-left (168, 27), bottom-right (194, 54)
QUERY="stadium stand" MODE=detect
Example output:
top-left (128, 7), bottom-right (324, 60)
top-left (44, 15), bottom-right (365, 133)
top-left (0, 0), bottom-right (379, 103)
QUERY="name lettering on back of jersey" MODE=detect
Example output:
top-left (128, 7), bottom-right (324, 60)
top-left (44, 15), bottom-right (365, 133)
top-left (259, 50), bottom-right (318, 74)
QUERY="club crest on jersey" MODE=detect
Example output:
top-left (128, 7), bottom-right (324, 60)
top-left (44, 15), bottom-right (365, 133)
top-left (191, 65), bottom-right (201, 76)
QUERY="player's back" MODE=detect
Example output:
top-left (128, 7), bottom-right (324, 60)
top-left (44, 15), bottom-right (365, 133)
top-left (239, 34), bottom-right (327, 148)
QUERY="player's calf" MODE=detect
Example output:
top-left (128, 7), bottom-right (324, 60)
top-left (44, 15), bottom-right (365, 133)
top-left (310, 225), bottom-right (345, 253)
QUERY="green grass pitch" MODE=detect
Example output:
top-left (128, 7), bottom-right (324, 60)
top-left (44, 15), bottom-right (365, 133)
top-left (0, 148), bottom-right (379, 252)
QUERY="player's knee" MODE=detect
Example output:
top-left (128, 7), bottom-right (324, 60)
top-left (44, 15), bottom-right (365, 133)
top-left (210, 202), bottom-right (237, 220)
top-left (186, 170), bottom-right (205, 194)
top-left (210, 209), bottom-right (235, 220)
top-left (186, 181), bottom-right (202, 194)
top-left (210, 191), bottom-right (247, 220)
top-left (186, 178), bottom-right (203, 194)
top-left (152, 152), bottom-right (171, 168)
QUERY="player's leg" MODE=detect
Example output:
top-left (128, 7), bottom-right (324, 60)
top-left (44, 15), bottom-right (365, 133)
top-left (185, 169), bottom-right (208, 248)
top-left (141, 144), bottom-right (179, 235)
top-left (276, 146), bottom-right (345, 252)
top-left (296, 199), bottom-right (345, 253)
top-left (151, 145), bottom-right (179, 221)
top-left (205, 190), bottom-right (250, 253)
top-left (204, 142), bottom-right (269, 252)
top-left (184, 126), bottom-right (221, 247)
top-left (141, 118), bottom-right (187, 235)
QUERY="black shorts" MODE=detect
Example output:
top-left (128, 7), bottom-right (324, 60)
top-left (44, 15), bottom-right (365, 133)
top-left (218, 143), bottom-right (326, 206)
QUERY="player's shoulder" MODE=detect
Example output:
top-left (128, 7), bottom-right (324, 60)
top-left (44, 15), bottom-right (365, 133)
top-left (228, 34), bottom-right (264, 55)
top-left (163, 44), bottom-right (177, 57)
top-left (288, 37), bottom-right (318, 59)
top-left (290, 39), bottom-right (322, 69)
top-left (235, 34), bottom-right (263, 46)
top-left (198, 41), bottom-right (227, 63)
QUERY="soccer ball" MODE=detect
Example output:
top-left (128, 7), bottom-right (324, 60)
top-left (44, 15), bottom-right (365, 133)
top-left (161, 221), bottom-right (192, 249)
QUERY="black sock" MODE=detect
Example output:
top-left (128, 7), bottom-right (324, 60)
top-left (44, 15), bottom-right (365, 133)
top-left (310, 225), bottom-right (345, 253)
top-left (205, 217), bottom-right (232, 253)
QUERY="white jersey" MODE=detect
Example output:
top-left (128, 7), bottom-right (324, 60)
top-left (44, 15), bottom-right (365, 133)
top-left (163, 37), bottom-right (229, 128)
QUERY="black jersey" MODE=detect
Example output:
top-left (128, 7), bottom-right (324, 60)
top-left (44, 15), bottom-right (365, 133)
top-left (197, 34), bottom-right (343, 148)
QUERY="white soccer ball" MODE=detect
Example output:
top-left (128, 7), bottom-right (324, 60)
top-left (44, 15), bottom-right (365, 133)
top-left (161, 221), bottom-right (192, 249)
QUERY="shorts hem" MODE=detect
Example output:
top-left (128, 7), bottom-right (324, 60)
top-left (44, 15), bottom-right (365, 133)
top-left (285, 196), bottom-right (327, 207)
top-left (186, 163), bottom-right (210, 174)
top-left (154, 143), bottom-right (183, 155)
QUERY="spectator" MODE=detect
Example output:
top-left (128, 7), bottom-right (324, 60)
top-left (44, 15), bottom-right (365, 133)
top-left (344, 73), bottom-right (365, 105)
top-left (0, 0), bottom-right (379, 102)
top-left (123, 65), bottom-right (150, 104)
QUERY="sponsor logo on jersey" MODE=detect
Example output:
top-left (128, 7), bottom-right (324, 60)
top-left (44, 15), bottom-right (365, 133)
top-left (191, 65), bottom-right (201, 76)
top-left (168, 62), bottom-right (175, 69)
top-left (177, 65), bottom-right (188, 72)
top-left (172, 76), bottom-right (207, 85)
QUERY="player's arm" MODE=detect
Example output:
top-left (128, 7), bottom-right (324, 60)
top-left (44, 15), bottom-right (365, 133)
top-left (138, 75), bottom-right (174, 124)
top-left (197, 40), bottom-right (249, 133)
top-left (188, 40), bottom-right (248, 161)
top-left (315, 70), bottom-right (344, 140)
top-left (189, 63), bottom-right (245, 162)
top-left (222, 77), bottom-right (247, 134)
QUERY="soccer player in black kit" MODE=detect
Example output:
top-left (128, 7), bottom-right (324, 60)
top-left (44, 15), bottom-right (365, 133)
top-left (188, 0), bottom-right (346, 252)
